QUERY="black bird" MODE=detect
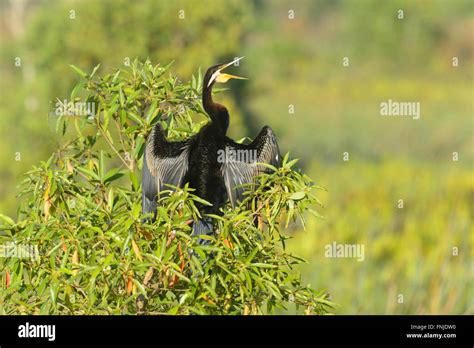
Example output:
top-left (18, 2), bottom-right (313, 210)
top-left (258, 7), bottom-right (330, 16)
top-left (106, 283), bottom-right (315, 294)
top-left (142, 57), bottom-right (280, 242)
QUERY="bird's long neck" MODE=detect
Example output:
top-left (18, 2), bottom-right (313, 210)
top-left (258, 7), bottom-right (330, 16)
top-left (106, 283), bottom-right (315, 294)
top-left (202, 84), bottom-right (229, 134)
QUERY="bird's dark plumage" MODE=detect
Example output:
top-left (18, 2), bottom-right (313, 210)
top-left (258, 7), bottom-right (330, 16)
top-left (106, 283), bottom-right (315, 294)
top-left (142, 58), bottom-right (280, 242)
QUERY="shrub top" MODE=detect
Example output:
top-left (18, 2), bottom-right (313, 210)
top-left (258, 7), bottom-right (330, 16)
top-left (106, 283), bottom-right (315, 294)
top-left (0, 60), bottom-right (333, 315)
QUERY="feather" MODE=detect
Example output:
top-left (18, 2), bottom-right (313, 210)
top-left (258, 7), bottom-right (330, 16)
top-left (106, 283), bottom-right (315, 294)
top-left (142, 124), bottom-right (192, 219)
top-left (221, 126), bottom-right (280, 207)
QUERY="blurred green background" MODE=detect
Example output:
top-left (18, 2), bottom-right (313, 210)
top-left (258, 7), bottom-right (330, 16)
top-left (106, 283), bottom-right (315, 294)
top-left (0, 0), bottom-right (472, 314)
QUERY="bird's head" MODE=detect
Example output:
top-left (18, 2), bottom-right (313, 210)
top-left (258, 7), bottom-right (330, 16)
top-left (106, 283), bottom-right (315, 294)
top-left (204, 57), bottom-right (246, 88)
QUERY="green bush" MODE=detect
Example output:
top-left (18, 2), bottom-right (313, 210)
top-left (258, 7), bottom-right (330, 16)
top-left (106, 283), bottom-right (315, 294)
top-left (0, 60), bottom-right (332, 314)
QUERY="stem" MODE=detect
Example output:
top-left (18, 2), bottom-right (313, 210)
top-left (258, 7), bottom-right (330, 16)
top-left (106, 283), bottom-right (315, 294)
top-left (97, 122), bottom-right (132, 171)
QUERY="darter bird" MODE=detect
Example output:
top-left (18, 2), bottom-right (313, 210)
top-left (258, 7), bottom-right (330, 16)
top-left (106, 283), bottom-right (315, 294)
top-left (142, 57), bottom-right (280, 243)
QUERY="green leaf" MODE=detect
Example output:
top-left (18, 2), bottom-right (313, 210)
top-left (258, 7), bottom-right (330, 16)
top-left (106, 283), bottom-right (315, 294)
top-left (76, 166), bottom-right (100, 181)
top-left (289, 191), bottom-right (306, 201)
top-left (129, 172), bottom-right (139, 191)
top-left (90, 64), bottom-right (101, 78)
top-left (127, 112), bottom-right (144, 126)
top-left (104, 169), bottom-right (125, 184)
top-left (145, 100), bottom-right (158, 124)
top-left (0, 213), bottom-right (15, 226)
top-left (245, 247), bottom-right (259, 264)
top-left (69, 64), bottom-right (87, 78)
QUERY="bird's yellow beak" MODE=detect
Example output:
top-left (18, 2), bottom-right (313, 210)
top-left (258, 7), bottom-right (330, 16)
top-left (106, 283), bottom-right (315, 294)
top-left (208, 57), bottom-right (247, 87)
top-left (215, 73), bottom-right (247, 83)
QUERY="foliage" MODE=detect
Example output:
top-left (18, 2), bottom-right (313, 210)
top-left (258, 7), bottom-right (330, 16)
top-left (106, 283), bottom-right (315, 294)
top-left (0, 60), bottom-right (332, 315)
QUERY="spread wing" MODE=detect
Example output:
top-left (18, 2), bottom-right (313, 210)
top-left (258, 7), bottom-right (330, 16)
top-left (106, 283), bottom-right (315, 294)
top-left (221, 126), bottom-right (280, 207)
top-left (142, 124), bottom-right (191, 219)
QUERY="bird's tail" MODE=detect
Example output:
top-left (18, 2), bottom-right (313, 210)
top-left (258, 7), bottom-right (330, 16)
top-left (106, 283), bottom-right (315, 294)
top-left (192, 217), bottom-right (214, 245)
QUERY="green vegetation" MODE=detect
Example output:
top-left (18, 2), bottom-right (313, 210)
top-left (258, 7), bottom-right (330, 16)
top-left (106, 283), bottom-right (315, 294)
top-left (292, 160), bottom-right (473, 314)
top-left (0, 61), bottom-right (332, 314)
